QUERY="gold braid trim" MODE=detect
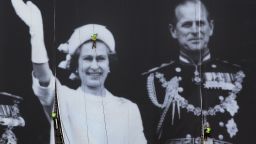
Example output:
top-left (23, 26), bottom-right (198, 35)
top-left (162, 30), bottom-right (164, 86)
top-left (147, 73), bottom-right (166, 108)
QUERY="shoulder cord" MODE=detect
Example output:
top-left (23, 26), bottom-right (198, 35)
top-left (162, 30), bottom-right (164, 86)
top-left (147, 73), bottom-right (181, 137)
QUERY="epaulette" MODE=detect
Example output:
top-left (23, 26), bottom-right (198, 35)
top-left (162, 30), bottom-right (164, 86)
top-left (217, 59), bottom-right (242, 68)
top-left (141, 60), bottom-right (175, 76)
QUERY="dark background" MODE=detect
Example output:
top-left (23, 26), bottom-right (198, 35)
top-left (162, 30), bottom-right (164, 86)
top-left (1, 0), bottom-right (256, 143)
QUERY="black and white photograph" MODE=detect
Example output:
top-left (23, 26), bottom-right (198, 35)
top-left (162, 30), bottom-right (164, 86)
top-left (1, 0), bottom-right (256, 143)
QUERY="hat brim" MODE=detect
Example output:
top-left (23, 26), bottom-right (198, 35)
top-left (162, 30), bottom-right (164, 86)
top-left (0, 92), bottom-right (23, 105)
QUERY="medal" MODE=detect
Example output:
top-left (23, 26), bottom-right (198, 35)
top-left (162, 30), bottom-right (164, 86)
top-left (203, 122), bottom-right (212, 139)
top-left (193, 65), bottom-right (201, 84)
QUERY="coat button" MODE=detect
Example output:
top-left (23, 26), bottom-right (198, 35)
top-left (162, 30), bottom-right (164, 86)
top-left (211, 64), bottom-right (217, 68)
top-left (218, 134), bottom-right (224, 140)
top-left (178, 87), bottom-right (184, 92)
top-left (175, 67), bottom-right (181, 72)
top-left (219, 96), bottom-right (224, 101)
top-left (219, 121), bottom-right (224, 127)
top-left (186, 134), bottom-right (191, 138)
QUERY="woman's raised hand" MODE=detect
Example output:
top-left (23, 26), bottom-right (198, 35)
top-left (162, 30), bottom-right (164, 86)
top-left (11, 0), bottom-right (44, 38)
top-left (11, 0), bottom-right (48, 64)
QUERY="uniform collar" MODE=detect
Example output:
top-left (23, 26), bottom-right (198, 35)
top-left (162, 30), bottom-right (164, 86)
top-left (179, 51), bottom-right (211, 65)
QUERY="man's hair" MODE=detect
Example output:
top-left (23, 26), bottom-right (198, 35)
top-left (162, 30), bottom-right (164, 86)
top-left (169, 0), bottom-right (213, 26)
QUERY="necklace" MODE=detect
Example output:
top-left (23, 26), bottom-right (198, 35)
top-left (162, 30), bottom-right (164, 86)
top-left (83, 90), bottom-right (90, 144)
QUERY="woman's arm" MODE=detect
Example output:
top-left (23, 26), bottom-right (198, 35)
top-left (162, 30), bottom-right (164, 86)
top-left (11, 0), bottom-right (55, 122)
top-left (11, 0), bottom-right (52, 86)
top-left (33, 63), bottom-right (52, 86)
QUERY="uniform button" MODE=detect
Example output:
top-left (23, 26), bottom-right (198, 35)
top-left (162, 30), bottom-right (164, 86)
top-left (178, 87), bottom-right (184, 92)
top-left (219, 96), bottom-right (224, 101)
top-left (219, 122), bottom-right (224, 127)
top-left (175, 67), bottom-right (181, 72)
top-left (211, 64), bottom-right (217, 68)
top-left (178, 76), bottom-right (182, 81)
top-left (186, 134), bottom-right (191, 138)
top-left (218, 134), bottom-right (224, 140)
top-left (162, 83), bottom-right (168, 88)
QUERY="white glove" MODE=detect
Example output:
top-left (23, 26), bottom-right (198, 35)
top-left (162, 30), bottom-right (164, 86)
top-left (11, 0), bottom-right (48, 63)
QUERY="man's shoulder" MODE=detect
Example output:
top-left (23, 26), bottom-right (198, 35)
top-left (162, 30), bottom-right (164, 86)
top-left (208, 58), bottom-right (243, 72)
top-left (141, 60), bottom-right (177, 76)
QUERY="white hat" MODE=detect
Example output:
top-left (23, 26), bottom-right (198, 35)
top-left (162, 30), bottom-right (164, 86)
top-left (57, 24), bottom-right (115, 79)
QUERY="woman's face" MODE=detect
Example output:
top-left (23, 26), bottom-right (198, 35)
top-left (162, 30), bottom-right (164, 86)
top-left (78, 41), bottom-right (110, 89)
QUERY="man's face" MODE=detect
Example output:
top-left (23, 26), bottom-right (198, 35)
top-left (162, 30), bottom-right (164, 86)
top-left (170, 1), bottom-right (214, 51)
top-left (78, 41), bottom-right (110, 89)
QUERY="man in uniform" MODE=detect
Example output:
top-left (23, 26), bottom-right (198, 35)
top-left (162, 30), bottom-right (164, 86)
top-left (142, 0), bottom-right (255, 143)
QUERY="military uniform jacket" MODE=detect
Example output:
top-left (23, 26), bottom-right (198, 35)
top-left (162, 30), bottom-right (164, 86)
top-left (143, 56), bottom-right (254, 144)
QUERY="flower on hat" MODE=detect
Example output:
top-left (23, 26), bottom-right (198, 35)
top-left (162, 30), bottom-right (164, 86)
top-left (91, 33), bottom-right (97, 41)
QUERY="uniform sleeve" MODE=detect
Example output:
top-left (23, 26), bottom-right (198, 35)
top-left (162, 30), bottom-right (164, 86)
top-left (128, 103), bottom-right (147, 144)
